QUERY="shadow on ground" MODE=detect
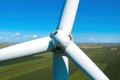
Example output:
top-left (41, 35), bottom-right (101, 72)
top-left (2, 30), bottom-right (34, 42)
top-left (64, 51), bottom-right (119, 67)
top-left (11, 66), bottom-right (52, 80)
top-left (104, 63), bottom-right (120, 80)
top-left (0, 54), bottom-right (44, 67)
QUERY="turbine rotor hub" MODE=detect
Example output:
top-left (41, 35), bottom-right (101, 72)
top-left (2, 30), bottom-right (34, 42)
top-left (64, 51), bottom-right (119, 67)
top-left (50, 30), bottom-right (72, 53)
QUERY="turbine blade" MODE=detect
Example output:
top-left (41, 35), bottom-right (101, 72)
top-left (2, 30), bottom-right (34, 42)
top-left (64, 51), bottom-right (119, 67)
top-left (53, 53), bottom-right (68, 80)
top-left (0, 36), bottom-right (53, 61)
top-left (65, 42), bottom-right (109, 80)
top-left (57, 0), bottom-right (79, 33)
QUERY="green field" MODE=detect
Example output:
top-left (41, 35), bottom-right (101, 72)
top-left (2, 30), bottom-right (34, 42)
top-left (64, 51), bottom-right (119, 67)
top-left (0, 43), bottom-right (120, 80)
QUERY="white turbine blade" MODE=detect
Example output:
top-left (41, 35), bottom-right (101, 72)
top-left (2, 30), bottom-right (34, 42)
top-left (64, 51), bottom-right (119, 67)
top-left (65, 42), bottom-right (109, 80)
top-left (53, 53), bottom-right (68, 80)
top-left (57, 0), bottom-right (79, 33)
top-left (0, 36), bottom-right (53, 61)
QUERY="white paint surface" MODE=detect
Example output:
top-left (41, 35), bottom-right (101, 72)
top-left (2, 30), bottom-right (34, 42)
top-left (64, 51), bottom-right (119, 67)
top-left (0, 36), bottom-right (53, 61)
top-left (65, 42), bottom-right (109, 80)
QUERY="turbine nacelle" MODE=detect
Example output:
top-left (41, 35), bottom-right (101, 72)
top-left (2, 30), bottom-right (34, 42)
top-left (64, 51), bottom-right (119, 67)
top-left (50, 30), bottom-right (72, 53)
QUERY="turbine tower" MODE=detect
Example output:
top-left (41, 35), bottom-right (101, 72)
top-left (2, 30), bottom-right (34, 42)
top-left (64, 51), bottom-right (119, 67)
top-left (0, 0), bottom-right (109, 80)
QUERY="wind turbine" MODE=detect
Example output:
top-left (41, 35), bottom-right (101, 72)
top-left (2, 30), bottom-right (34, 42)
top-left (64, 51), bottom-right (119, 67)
top-left (0, 0), bottom-right (109, 80)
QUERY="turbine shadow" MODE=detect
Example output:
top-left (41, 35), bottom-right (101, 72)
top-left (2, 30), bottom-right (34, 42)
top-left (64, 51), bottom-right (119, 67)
top-left (0, 53), bottom-right (44, 67)
top-left (103, 63), bottom-right (120, 80)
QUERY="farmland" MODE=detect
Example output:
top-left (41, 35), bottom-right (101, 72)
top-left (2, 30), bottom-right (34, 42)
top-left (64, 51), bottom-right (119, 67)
top-left (0, 43), bottom-right (120, 80)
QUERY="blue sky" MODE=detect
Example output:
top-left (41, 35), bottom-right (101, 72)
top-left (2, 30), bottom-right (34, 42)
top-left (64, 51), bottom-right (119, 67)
top-left (0, 0), bottom-right (120, 43)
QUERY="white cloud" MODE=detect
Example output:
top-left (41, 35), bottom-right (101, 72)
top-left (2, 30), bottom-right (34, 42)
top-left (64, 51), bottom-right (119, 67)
top-left (88, 37), bottom-right (94, 41)
top-left (23, 35), bottom-right (28, 38)
top-left (0, 32), bottom-right (4, 34)
top-left (32, 34), bottom-right (38, 38)
top-left (15, 32), bottom-right (20, 36)
top-left (0, 37), bottom-right (3, 40)
top-left (22, 35), bottom-right (32, 38)
top-left (11, 32), bottom-right (21, 37)
top-left (0, 32), bottom-right (10, 35)
top-left (0, 32), bottom-right (40, 42)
